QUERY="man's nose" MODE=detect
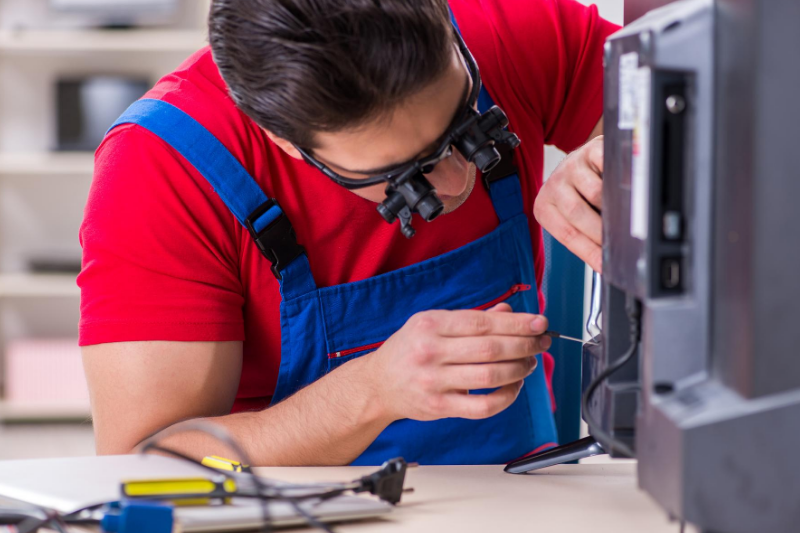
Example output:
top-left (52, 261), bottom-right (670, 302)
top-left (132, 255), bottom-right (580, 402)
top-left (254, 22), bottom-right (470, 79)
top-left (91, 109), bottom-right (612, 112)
top-left (427, 152), bottom-right (469, 197)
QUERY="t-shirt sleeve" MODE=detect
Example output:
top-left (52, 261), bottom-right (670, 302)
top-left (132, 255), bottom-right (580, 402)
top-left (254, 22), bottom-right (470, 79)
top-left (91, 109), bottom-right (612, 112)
top-left (490, 0), bottom-right (619, 153)
top-left (78, 124), bottom-right (246, 346)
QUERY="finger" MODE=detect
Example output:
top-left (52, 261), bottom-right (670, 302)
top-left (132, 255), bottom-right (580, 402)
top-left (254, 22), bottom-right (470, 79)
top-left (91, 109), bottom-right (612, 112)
top-left (486, 303), bottom-right (513, 313)
top-left (554, 187), bottom-right (602, 246)
top-left (572, 164), bottom-right (603, 211)
top-left (424, 309), bottom-right (549, 338)
top-left (584, 137), bottom-right (604, 176)
top-left (440, 335), bottom-right (550, 364)
top-left (536, 206), bottom-right (602, 273)
top-left (439, 358), bottom-right (538, 390)
top-left (438, 381), bottom-right (524, 420)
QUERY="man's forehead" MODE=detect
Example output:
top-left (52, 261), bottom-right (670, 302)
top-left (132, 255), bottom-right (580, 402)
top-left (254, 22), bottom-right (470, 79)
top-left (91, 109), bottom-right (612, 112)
top-left (310, 48), bottom-right (469, 176)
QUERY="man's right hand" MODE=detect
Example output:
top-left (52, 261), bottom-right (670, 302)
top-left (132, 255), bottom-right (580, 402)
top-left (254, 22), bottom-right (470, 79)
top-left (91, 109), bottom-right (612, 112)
top-left (362, 303), bottom-right (551, 423)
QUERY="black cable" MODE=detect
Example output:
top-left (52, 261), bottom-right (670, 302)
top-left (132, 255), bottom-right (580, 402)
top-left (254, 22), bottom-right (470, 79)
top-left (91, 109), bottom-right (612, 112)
top-left (8, 424), bottom-right (406, 533)
top-left (137, 423), bottom-right (408, 533)
top-left (282, 497), bottom-right (336, 533)
top-left (49, 512), bottom-right (71, 533)
top-left (134, 423), bottom-right (408, 532)
top-left (581, 294), bottom-right (641, 458)
top-left (140, 443), bottom-right (236, 480)
top-left (140, 423), bottom-right (274, 533)
top-left (15, 509), bottom-right (69, 533)
top-left (17, 515), bottom-right (48, 533)
top-left (0, 509), bottom-right (37, 525)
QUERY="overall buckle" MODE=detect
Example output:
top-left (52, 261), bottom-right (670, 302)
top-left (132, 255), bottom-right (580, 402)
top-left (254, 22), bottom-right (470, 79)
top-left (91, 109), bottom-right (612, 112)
top-left (245, 199), bottom-right (306, 280)
top-left (482, 142), bottom-right (519, 189)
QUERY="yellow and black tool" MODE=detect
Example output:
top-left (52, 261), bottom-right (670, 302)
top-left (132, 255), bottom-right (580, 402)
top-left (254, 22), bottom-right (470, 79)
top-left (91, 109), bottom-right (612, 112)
top-left (201, 455), bottom-right (252, 473)
top-left (121, 476), bottom-right (237, 506)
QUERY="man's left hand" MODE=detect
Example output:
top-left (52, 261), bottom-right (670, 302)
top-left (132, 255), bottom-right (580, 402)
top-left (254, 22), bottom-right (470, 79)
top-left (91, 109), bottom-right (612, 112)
top-left (534, 135), bottom-right (604, 272)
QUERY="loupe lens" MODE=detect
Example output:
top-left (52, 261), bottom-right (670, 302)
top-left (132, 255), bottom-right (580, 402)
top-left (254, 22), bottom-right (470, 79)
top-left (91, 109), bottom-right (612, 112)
top-left (377, 190), bottom-right (407, 224)
top-left (473, 146), bottom-right (502, 172)
top-left (417, 194), bottom-right (444, 221)
top-left (376, 203), bottom-right (396, 224)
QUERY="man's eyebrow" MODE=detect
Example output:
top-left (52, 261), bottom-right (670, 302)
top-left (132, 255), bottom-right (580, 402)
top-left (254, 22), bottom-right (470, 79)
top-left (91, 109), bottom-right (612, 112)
top-left (337, 67), bottom-right (471, 176)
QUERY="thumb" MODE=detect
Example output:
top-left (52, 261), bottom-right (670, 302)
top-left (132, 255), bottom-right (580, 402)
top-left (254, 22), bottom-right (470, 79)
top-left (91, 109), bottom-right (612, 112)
top-left (486, 303), bottom-right (513, 313)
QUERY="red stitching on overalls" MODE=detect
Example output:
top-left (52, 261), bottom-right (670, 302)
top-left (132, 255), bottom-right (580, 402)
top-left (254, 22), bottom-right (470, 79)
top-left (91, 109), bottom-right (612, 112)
top-left (327, 284), bottom-right (533, 359)
top-left (473, 284), bottom-right (531, 310)
top-left (328, 341), bottom-right (386, 360)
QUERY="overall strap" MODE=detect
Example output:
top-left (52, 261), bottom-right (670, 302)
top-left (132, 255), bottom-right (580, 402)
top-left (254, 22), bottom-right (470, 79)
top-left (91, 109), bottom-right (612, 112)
top-left (108, 99), bottom-right (315, 294)
top-left (449, 9), bottom-right (525, 223)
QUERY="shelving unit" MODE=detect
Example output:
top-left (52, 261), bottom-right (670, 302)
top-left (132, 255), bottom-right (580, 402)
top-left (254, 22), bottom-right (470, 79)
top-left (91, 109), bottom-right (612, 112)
top-left (0, 400), bottom-right (91, 423)
top-left (0, 274), bottom-right (80, 298)
top-left (0, 28), bottom-right (207, 54)
top-left (0, 152), bottom-right (94, 176)
top-left (0, 0), bottom-right (211, 422)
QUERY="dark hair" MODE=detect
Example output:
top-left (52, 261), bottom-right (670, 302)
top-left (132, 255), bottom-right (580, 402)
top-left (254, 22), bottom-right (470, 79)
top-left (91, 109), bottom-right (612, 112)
top-left (208, 0), bottom-right (454, 148)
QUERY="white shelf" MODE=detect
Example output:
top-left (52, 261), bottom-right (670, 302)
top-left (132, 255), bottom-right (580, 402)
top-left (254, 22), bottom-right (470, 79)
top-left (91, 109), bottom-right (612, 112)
top-left (0, 273), bottom-right (80, 298)
top-left (0, 400), bottom-right (91, 422)
top-left (0, 28), bottom-right (206, 54)
top-left (0, 152), bottom-right (94, 176)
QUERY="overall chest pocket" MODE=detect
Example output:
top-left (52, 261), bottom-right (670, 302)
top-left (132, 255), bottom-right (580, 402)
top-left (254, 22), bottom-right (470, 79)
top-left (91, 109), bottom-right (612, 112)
top-left (325, 283), bottom-right (532, 372)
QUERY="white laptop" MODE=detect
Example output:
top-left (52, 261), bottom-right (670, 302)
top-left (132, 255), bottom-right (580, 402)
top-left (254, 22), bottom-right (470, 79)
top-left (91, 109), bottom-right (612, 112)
top-left (0, 455), bottom-right (391, 531)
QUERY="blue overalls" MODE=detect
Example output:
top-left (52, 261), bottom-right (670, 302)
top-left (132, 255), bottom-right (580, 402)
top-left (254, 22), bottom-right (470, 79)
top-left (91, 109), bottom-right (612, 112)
top-left (108, 24), bottom-right (558, 467)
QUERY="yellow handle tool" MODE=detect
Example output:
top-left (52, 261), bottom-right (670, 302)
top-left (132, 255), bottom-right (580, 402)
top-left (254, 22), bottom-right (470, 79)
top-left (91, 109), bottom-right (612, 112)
top-left (121, 476), bottom-right (237, 506)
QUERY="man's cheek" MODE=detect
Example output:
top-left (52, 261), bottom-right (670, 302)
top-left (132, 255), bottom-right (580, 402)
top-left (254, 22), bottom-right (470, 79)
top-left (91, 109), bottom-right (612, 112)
top-left (349, 183), bottom-right (387, 204)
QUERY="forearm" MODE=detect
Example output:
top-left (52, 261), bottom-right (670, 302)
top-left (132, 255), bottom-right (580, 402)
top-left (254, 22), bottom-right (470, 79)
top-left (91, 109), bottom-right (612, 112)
top-left (140, 355), bottom-right (392, 466)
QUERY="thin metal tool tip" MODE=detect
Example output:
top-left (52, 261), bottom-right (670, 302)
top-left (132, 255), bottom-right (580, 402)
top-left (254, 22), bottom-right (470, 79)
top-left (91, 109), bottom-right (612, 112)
top-left (545, 330), bottom-right (598, 346)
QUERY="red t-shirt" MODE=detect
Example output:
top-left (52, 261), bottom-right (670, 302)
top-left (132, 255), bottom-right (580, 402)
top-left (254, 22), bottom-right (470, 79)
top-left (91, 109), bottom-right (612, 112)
top-left (79, 0), bottom-right (618, 412)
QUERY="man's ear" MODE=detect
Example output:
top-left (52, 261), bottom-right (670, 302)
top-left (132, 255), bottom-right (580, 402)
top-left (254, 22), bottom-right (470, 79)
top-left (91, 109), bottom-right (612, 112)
top-left (264, 130), bottom-right (303, 160)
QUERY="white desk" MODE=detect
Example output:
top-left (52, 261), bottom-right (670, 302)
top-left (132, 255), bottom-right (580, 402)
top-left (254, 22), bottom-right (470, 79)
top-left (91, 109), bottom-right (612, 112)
top-left (26, 462), bottom-right (682, 532)
top-left (255, 463), bottom-right (683, 533)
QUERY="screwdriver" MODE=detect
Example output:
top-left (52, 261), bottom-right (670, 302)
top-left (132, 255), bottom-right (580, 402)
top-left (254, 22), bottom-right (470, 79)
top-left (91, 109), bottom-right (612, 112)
top-left (544, 330), bottom-right (598, 346)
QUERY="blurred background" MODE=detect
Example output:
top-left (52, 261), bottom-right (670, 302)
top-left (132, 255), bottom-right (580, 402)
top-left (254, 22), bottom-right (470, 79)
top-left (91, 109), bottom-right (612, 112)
top-left (0, 0), bottom-right (622, 460)
top-left (0, 0), bottom-right (210, 458)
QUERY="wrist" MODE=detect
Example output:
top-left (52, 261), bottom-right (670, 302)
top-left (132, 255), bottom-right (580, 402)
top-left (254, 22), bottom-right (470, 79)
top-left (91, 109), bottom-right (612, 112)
top-left (343, 351), bottom-right (397, 428)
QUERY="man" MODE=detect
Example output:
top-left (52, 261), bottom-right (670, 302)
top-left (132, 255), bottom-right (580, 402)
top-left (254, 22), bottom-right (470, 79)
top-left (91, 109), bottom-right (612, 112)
top-left (80, 0), bottom-right (617, 465)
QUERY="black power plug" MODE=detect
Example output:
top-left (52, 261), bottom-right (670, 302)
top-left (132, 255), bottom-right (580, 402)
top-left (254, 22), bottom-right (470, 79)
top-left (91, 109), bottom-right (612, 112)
top-left (355, 457), bottom-right (414, 505)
